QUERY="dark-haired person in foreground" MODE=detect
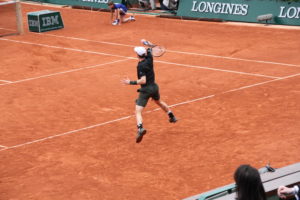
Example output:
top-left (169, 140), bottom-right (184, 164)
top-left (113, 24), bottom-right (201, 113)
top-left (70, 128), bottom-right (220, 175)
top-left (234, 164), bottom-right (267, 200)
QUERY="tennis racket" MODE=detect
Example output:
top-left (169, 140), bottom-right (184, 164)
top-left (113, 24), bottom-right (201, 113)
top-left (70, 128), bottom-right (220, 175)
top-left (141, 39), bottom-right (166, 57)
top-left (151, 45), bottom-right (166, 57)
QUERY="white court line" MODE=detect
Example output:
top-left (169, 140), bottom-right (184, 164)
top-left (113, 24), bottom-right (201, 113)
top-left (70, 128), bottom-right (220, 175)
top-left (0, 80), bottom-right (12, 83)
top-left (1, 17), bottom-right (299, 68)
top-left (0, 38), bottom-right (136, 60)
top-left (40, 33), bottom-right (300, 68)
top-left (222, 73), bottom-right (300, 93)
top-left (0, 1), bottom-right (15, 6)
top-left (0, 72), bottom-right (298, 152)
top-left (0, 27), bottom-right (15, 31)
top-left (0, 115), bottom-right (133, 152)
top-left (0, 145), bottom-right (7, 148)
top-left (0, 58), bottom-right (131, 86)
top-left (0, 38), bottom-right (279, 79)
top-left (166, 49), bottom-right (300, 68)
top-left (38, 33), bottom-right (135, 48)
top-left (157, 60), bottom-right (279, 79)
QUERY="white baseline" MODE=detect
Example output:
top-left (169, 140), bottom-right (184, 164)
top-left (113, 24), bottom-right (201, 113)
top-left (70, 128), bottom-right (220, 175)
top-left (0, 80), bottom-right (12, 83)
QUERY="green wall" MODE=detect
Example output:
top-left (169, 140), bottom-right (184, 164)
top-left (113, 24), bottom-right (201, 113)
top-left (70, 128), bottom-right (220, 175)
top-left (25, 0), bottom-right (122, 9)
top-left (177, 0), bottom-right (300, 26)
top-left (24, 0), bottom-right (300, 25)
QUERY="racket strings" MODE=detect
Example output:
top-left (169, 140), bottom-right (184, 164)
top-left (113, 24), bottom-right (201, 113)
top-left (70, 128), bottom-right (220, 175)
top-left (152, 46), bottom-right (166, 57)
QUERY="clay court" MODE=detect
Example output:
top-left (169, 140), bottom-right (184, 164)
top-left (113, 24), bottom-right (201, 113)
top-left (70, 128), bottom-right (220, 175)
top-left (0, 2), bottom-right (300, 200)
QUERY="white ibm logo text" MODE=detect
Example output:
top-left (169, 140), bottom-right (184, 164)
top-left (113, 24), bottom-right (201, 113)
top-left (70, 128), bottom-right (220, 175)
top-left (28, 20), bottom-right (38, 27)
top-left (41, 15), bottom-right (59, 27)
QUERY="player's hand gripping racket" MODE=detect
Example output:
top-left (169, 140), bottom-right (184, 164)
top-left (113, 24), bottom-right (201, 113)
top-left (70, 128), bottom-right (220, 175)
top-left (141, 39), bottom-right (166, 57)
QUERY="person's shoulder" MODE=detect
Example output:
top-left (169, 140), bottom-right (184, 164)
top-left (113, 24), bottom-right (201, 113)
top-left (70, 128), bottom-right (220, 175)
top-left (146, 48), bottom-right (152, 54)
top-left (146, 48), bottom-right (153, 58)
top-left (138, 60), bottom-right (149, 69)
top-left (115, 3), bottom-right (125, 7)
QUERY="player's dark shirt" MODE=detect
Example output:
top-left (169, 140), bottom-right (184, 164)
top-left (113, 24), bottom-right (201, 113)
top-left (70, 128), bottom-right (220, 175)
top-left (137, 48), bottom-right (155, 88)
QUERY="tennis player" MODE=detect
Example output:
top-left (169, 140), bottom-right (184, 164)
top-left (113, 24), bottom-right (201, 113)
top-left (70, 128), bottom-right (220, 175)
top-left (121, 40), bottom-right (177, 143)
top-left (107, 1), bottom-right (135, 25)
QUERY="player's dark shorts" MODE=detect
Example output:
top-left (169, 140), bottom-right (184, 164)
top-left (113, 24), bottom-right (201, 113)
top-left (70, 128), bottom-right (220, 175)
top-left (119, 9), bottom-right (126, 16)
top-left (136, 83), bottom-right (160, 107)
top-left (113, 8), bottom-right (126, 16)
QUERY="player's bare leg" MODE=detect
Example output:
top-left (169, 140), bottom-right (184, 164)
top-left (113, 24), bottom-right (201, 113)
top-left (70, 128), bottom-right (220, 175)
top-left (116, 10), bottom-right (120, 24)
top-left (154, 100), bottom-right (177, 123)
top-left (123, 14), bottom-right (135, 23)
top-left (135, 105), bottom-right (144, 126)
top-left (135, 105), bottom-right (147, 143)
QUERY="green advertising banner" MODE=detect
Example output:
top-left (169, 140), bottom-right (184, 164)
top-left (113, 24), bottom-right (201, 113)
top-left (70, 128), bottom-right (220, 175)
top-left (177, 0), bottom-right (300, 26)
top-left (25, 0), bottom-right (122, 9)
top-left (28, 10), bottom-right (64, 32)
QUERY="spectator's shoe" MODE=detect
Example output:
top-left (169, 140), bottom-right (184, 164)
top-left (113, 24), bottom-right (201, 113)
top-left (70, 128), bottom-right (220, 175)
top-left (136, 128), bottom-right (147, 143)
top-left (130, 16), bottom-right (136, 21)
top-left (169, 116), bottom-right (178, 123)
top-left (112, 19), bottom-right (119, 25)
top-left (139, 1), bottom-right (146, 8)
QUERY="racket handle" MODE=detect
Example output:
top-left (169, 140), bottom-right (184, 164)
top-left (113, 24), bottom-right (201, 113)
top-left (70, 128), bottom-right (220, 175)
top-left (141, 39), bottom-right (155, 47)
top-left (143, 40), bottom-right (150, 46)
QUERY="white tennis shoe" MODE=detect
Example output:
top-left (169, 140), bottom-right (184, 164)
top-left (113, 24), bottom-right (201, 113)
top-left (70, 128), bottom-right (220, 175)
top-left (112, 19), bottom-right (119, 25)
top-left (130, 16), bottom-right (136, 21)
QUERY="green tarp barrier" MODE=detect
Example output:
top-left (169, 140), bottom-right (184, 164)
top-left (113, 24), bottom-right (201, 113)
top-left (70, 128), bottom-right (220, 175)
top-left (177, 0), bottom-right (300, 26)
top-left (25, 0), bottom-right (122, 9)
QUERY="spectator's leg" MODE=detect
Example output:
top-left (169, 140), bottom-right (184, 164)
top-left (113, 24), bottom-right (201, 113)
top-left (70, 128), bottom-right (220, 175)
top-left (149, 0), bottom-right (156, 10)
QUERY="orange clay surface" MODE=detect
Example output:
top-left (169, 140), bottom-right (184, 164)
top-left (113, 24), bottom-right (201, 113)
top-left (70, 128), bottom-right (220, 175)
top-left (0, 2), bottom-right (300, 200)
